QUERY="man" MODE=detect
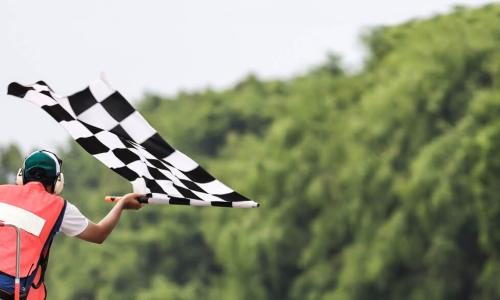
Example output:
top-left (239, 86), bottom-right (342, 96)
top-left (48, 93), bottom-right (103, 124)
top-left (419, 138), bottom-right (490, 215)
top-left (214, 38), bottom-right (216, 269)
top-left (0, 150), bottom-right (143, 299)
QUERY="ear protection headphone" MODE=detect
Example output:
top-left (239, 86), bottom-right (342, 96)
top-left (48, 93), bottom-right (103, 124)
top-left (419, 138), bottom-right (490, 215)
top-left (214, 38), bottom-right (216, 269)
top-left (16, 150), bottom-right (65, 194)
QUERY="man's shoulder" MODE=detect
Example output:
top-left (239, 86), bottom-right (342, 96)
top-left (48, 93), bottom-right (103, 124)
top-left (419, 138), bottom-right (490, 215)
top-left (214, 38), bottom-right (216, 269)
top-left (63, 201), bottom-right (83, 215)
top-left (0, 184), bottom-right (22, 194)
top-left (0, 183), bottom-right (17, 188)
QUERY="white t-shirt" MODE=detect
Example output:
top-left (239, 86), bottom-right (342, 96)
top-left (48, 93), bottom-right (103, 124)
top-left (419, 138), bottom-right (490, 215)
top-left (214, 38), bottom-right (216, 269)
top-left (59, 201), bottom-right (89, 237)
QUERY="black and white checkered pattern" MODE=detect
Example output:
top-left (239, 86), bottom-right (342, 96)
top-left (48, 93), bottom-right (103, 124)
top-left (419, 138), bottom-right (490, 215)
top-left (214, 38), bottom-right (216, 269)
top-left (7, 78), bottom-right (259, 208)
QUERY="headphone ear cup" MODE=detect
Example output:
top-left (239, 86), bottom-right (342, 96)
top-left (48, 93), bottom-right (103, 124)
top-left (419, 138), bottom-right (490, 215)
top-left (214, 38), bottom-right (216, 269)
top-left (16, 169), bottom-right (24, 186)
top-left (54, 173), bottom-right (64, 194)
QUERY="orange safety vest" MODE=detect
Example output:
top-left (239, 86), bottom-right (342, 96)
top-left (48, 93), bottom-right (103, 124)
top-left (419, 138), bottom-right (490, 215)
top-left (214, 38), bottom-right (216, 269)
top-left (0, 182), bottom-right (66, 300)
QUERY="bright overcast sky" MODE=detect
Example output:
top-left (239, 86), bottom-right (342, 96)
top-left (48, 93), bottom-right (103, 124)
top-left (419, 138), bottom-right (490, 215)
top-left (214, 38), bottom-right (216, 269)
top-left (0, 0), bottom-right (495, 152)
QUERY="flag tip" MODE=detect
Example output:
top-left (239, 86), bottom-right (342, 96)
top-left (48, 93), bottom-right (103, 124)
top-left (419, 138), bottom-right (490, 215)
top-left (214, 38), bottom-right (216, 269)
top-left (7, 82), bottom-right (28, 98)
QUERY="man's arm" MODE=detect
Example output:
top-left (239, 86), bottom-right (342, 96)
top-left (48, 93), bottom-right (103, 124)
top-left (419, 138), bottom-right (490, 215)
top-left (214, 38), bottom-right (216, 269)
top-left (77, 193), bottom-right (143, 244)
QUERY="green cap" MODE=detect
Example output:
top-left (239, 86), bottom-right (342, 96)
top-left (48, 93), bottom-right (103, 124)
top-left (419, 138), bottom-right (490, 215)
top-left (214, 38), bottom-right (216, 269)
top-left (24, 151), bottom-right (60, 179)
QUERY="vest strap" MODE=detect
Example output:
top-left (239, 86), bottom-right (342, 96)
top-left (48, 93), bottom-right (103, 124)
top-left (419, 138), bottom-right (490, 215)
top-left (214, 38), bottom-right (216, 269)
top-left (28, 201), bottom-right (67, 296)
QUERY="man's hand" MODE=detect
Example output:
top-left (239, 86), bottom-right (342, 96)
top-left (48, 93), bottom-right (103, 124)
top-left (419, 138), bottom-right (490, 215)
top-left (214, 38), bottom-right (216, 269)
top-left (77, 193), bottom-right (144, 243)
top-left (118, 193), bottom-right (144, 210)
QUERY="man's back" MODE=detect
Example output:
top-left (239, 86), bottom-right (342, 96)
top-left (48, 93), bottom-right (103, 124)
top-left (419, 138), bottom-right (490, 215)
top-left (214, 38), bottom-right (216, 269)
top-left (0, 182), bottom-right (66, 299)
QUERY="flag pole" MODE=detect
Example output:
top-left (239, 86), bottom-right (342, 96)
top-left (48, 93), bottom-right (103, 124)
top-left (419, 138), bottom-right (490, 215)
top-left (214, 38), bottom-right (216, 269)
top-left (0, 222), bottom-right (22, 300)
top-left (104, 196), bottom-right (149, 203)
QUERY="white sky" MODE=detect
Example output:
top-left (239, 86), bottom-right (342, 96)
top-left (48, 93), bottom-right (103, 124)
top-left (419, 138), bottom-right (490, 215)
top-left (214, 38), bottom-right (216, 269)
top-left (0, 0), bottom-right (495, 152)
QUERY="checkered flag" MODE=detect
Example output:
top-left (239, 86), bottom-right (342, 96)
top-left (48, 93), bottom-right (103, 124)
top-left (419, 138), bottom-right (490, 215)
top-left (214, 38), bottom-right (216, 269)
top-left (7, 77), bottom-right (259, 208)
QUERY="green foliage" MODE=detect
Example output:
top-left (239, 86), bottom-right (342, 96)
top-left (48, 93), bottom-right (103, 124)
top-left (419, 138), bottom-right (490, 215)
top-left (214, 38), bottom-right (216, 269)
top-left (1, 4), bottom-right (500, 299)
top-left (0, 144), bottom-right (22, 183)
